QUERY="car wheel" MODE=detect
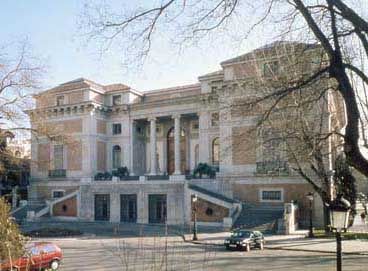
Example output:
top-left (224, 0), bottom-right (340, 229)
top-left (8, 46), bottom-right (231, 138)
top-left (244, 243), bottom-right (250, 252)
top-left (50, 260), bottom-right (60, 270)
top-left (259, 241), bottom-right (264, 250)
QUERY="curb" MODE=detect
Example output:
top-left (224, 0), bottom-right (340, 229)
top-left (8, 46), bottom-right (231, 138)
top-left (266, 246), bottom-right (368, 256)
top-left (184, 239), bottom-right (368, 256)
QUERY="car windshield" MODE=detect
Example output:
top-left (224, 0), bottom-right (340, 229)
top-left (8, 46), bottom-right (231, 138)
top-left (231, 231), bottom-right (251, 238)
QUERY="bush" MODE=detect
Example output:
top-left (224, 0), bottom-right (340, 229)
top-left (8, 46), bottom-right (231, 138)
top-left (112, 166), bottom-right (129, 178)
top-left (0, 197), bottom-right (26, 262)
top-left (193, 163), bottom-right (216, 178)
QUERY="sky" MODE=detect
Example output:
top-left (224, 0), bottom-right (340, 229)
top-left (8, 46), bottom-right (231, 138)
top-left (0, 0), bottom-right (267, 92)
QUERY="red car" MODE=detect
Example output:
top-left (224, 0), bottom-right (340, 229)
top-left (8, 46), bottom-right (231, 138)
top-left (0, 242), bottom-right (62, 271)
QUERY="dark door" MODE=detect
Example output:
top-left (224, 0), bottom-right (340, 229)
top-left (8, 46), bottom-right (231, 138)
top-left (148, 194), bottom-right (167, 224)
top-left (120, 194), bottom-right (137, 222)
top-left (95, 194), bottom-right (110, 221)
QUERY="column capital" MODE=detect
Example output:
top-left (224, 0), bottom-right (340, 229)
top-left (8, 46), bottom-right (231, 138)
top-left (148, 116), bottom-right (157, 122)
top-left (197, 111), bottom-right (208, 117)
top-left (172, 114), bottom-right (181, 120)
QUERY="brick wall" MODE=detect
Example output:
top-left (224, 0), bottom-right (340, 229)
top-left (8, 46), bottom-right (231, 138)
top-left (97, 119), bottom-right (107, 134)
top-left (53, 196), bottom-right (77, 217)
top-left (232, 126), bottom-right (256, 165)
top-left (67, 140), bottom-right (82, 170)
top-left (37, 143), bottom-right (50, 171)
top-left (68, 91), bottom-right (84, 104)
top-left (97, 141), bottom-right (106, 171)
top-left (192, 198), bottom-right (229, 223)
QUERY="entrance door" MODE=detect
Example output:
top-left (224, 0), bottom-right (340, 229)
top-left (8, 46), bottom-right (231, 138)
top-left (94, 194), bottom-right (110, 221)
top-left (167, 127), bottom-right (187, 175)
top-left (148, 194), bottom-right (167, 224)
top-left (120, 194), bottom-right (137, 222)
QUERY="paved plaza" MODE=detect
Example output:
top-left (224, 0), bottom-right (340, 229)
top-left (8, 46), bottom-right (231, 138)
top-left (31, 234), bottom-right (368, 271)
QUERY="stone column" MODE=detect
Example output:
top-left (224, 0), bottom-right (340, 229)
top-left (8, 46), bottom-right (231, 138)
top-left (149, 117), bottom-right (157, 175)
top-left (130, 120), bottom-right (135, 175)
top-left (198, 111), bottom-right (210, 163)
top-left (173, 114), bottom-right (181, 175)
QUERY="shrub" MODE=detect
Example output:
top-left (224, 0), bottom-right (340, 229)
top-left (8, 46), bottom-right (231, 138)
top-left (193, 163), bottom-right (216, 178)
top-left (0, 197), bottom-right (26, 262)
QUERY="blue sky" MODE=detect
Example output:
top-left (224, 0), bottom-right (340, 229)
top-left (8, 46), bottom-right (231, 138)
top-left (0, 1), bottom-right (266, 91)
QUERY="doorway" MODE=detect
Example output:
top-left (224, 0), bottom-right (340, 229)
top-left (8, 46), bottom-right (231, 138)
top-left (94, 194), bottom-right (110, 221)
top-left (148, 194), bottom-right (167, 224)
top-left (120, 194), bottom-right (137, 222)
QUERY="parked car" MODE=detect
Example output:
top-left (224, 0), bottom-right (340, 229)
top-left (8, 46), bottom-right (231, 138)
top-left (0, 242), bottom-right (62, 271)
top-left (224, 230), bottom-right (265, 251)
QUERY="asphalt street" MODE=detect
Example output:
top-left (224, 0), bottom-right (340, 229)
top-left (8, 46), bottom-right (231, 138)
top-left (34, 236), bottom-right (368, 271)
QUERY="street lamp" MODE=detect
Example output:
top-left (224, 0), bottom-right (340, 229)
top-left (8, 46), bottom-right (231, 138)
top-left (306, 192), bottom-right (314, 238)
top-left (192, 194), bottom-right (198, 241)
top-left (329, 195), bottom-right (351, 271)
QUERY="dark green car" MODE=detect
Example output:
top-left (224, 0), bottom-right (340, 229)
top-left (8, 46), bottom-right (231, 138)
top-left (224, 230), bottom-right (265, 251)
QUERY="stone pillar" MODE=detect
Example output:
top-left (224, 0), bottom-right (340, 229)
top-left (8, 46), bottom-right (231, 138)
top-left (198, 111), bottom-right (210, 163)
top-left (149, 117), bottom-right (157, 175)
top-left (173, 114), bottom-right (181, 175)
top-left (130, 120), bottom-right (136, 175)
top-left (110, 192), bottom-right (120, 222)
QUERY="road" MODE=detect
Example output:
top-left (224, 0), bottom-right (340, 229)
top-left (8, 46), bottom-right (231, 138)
top-left (38, 236), bottom-right (367, 271)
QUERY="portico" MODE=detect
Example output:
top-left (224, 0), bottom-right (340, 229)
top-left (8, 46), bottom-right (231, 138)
top-left (130, 113), bottom-right (201, 177)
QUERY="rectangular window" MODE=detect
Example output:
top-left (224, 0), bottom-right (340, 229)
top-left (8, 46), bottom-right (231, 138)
top-left (211, 113), bottom-right (219, 127)
top-left (56, 95), bottom-right (64, 106)
top-left (52, 190), bottom-right (64, 198)
top-left (261, 190), bottom-right (282, 202)
top-left (112, 95), bottom-right (122, 105)
top-left (112, 123), bottom-right (122, 135)
top-left (54, 145), bottom-right (64, 170)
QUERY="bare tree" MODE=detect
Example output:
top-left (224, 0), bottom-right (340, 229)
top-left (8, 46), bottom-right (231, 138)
top-left (0, 40), bottom-right (44, 137)
top-left (81, 0), bottom-right (368, 179)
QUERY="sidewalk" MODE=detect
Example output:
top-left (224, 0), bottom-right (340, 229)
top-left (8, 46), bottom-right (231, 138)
top-left (184, 231), bottom-right (368, 255)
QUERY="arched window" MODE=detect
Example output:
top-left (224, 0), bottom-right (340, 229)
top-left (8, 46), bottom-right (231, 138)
top-left (212, 138), bottom-right (220, 166)
top-left (112, 145), bottom-right (121, 168)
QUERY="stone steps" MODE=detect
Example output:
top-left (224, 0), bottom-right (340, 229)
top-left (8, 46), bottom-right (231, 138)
top-left (232, 204), bottom-right (284, 233)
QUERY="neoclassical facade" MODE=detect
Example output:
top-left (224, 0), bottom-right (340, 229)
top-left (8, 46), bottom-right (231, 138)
top-left (27, 42), bottom-right (343, 227)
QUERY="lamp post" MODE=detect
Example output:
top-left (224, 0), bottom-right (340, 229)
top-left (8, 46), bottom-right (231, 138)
top-left (306, 192), bottom-right (314, 238)
top-left (329, 196), bottom-right (351, 271)
top-left (192, 194), bottom-right (198, 241)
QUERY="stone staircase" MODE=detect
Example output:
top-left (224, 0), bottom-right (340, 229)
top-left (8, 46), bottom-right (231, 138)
top-left (232, 203), bottom-right (284, 233)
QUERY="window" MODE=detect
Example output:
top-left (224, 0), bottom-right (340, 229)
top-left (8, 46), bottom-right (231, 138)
top-left (112, 145), bottom-right (121, 169)
top-left (211, 113), bottom-right (219, 127)
top-left (257, 127), bottom-right (287, 174)
top-left (212, 138), bottom-right (220, 166)
top-left (112, 123), bottom-right (122, 135)
top-left (112, 95), bottom-right (122, 105)
top-left (192, 121), bottom-right (199, 131)
top-left (53, 145), bottom-right (64, 170)
top-left (52, 190), bottom-right (64, 198)
top-left (205, 207), bottom-right (214, 216)
top-left (263, 61), bottom-right (279, 77)
top-left (261, 190), bottom-right (283, 202)
top-left (56, 95), bottom-right (64, 106)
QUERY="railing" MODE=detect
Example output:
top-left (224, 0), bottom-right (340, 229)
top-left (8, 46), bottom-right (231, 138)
top-left (48, 169), bottom-right (66, 178)
top-left (146, 175), bottom-right (169, 181)
top-left (256, 160), bottom-right (289, 175)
